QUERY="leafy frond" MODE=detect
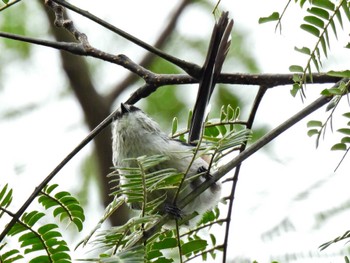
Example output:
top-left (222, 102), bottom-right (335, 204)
top-left (110, 155), bottom-right (184, 217)
top-left (306, 79), bottom-right (350, 169)
top-left (290, 0), bottom-right (350, 96)
top-left (38, 184), bottom-right (85, 232)
top-left (0, 243), bottom-right (23, 263)
top-left (0, 184), bottom-right (85, 263)
top-left (7, 210), bottom-right (71, 263)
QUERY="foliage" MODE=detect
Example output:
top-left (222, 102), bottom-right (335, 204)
top-left (261, 0), bottom-right (350, 97)
top-left (0, 183), bottom-right (85, 263)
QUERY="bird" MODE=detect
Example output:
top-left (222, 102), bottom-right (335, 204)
top-left (111, 103), bottom-right (221, 223)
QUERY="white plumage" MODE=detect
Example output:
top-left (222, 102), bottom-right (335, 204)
top-left (112, 103), bottom-right (221, 222)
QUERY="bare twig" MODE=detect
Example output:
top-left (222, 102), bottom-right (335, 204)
top-left (105, 0), bottom-right (193, 106)
top-left (0, 26), bottom-right (341, 102)
top-left (0, 0), bottom-right (22, 12)
top-left (50, 0), bottom-right (202, 77)
top-left (222, 85), bottom-right (268, 262)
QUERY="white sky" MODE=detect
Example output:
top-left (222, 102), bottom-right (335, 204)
top-left (1, 0), bottom-right (350, 262)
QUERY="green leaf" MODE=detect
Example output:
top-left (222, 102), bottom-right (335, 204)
top-left (336, 7), bottom-right (343, 28)
top-left (320, 35), bottom-right (328, 57)
top-left (300, 0), bottom-right (307, 8)
top-left (313, 0), bottom-right (335, 11)
top-left (307, 7), bottom-right (329, 20)
top-left (327, 70), bottom-right (350, 78)
top-left (258, 12), bottom-right (280, 24)
top-left (37, 224), bottom-right (58, 235)
top-left (338, 128), bottom-right (350, 135)
top-left (0, 249), bottom-right (23, 262)
top-left (291, 83), bottom-right (301, 97)
top-left (326, 87), bottom-right (343, 95)
top-left (331, 143), bottom-right (347, 151)
top-left (294, 46), bottom-right (311, 55)
top-left (45, 184), bottom-right (59, 194)
top-left (330, 19), bottom-right (338, 39)
top-left (343, 112), bottom-right (350, 118)
top-left (217, 124), bottom-right (227, 136)
top-left (210, 234), bottom-right (216, 246)
top-left (29, 255), bottom-right (50, 263)
top-left (24, 211), bottom-right (45, 227)
top-left (54, 191), bottom-right (70, 199)
top-left (181, 239), bottom-right (207, 256)
top-left (307, 120), bottom-right (323, 128)
top-left (304, 15), bottom-right (325, 28)
top-left (311, 53), bottom-right (321, 72)
top-left (307, 129), bottom-right (319, 137)
top-left (227, 105), bottom-right (234, 120)
top-left (152, 238), bottom-right (177, 250)
top-left (219, 105), bottom-right (226, 122)
top-left (171, 117), bottom-right (178, 136)
top-left (341, 1), bottom-right (350, 22)
top-left (289, 65), bottom-right (304, 73)
top-left (0, 184), bottom-right (12, 208)
top-left (8, 223), bottom-right (27, 236)
top-left (42, 230), bottom-right (62, 241)
top-left (18, 231), bottom-right (37, 243)
top-left (2, 0), bottom-right (10, 4)
top-left (300, 24), bottom-right (320, 37)
top-left (341, 137), bottom-right (350, 144)
top-left (204, 125), bottom-right (220, 137)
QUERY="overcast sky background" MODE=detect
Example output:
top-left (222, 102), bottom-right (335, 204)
top-left (1, 0), bottom-right (350, 262)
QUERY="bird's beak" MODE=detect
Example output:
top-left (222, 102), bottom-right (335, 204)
top-left (120, 103), bottom-right (129, 114)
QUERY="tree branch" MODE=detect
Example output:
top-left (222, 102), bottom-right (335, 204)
top-left (105, 0), bottom-right (193, 107)
top-left (50, 0), bottom-right (202, 77)
top-left (0, 0), bottom-right (23, 12)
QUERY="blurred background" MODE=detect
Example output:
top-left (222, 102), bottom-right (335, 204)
top-left (1, 0), bottom-right (350, 262)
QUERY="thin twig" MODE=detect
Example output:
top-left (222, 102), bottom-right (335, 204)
top-left (0, 108), bottom-right (117, 242)
top-left (222, 85), bottom-right (268, 262)
top-left (0, 30), bottom-right (341, 94)
top-left (105, 0), bottom-right (193, 106)
top-left (0, 0), bottom-right (22, 12)
top-left (50, 0), bottom-right (202, 77)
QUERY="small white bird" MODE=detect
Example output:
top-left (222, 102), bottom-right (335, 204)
top-left (111, 103), bottom-right (221, 223)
